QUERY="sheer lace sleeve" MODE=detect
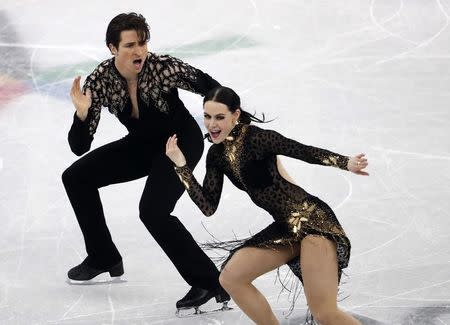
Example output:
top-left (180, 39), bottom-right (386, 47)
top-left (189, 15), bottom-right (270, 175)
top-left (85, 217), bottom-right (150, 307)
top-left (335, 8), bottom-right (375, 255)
top-left (174, 148), bottom-right (224, 216)
top-left (158, 55), bottom-right (220, 95)
top-left (252, 128), bottom-right (349, 170)
top-left (67, 68), bottom-right (105, 156)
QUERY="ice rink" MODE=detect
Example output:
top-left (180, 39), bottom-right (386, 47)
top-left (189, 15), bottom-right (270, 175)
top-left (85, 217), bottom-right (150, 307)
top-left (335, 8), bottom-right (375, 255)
top-left (0, 0), bottom-right (449, 324)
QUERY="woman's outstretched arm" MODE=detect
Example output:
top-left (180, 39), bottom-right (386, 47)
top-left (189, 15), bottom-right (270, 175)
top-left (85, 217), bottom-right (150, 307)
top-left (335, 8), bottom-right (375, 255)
top-left (252, 128), bottom-right (368, 175)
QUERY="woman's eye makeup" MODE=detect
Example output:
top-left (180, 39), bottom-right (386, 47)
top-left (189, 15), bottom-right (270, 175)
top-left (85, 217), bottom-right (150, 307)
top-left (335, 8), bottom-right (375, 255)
top-left (203, 114), bottom-right (226, 120)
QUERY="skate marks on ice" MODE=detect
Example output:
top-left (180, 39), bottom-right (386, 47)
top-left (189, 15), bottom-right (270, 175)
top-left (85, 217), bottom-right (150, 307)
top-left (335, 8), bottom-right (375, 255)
top-left (351, 314), bottom-right (388, 325)
top-left (396, 305), bottom-right (450, 325)
top-left (1, 0), bottom-right (449, 324)
top-left (345, 305), bottom-right (450, 325)
top-left (275, 310), bottom-right (387, 325)
top-left (51, 301), bottom-right (236, 325)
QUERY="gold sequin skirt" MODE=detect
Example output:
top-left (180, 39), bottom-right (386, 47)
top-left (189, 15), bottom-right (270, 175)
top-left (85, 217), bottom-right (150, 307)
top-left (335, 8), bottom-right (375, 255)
top-left (203, 195), bottom-right (351, 284)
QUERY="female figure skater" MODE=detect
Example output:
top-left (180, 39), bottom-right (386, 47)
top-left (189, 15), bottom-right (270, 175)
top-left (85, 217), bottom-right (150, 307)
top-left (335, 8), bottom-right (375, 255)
top-left (165, 86), bottom-right (367, 325)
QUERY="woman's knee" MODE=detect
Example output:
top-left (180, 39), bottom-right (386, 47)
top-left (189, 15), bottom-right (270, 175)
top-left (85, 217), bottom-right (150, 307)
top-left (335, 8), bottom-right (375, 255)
top-left (219, 267), bottom-right (242, 291)
top-left (219, 265), bottom-right (253, 291)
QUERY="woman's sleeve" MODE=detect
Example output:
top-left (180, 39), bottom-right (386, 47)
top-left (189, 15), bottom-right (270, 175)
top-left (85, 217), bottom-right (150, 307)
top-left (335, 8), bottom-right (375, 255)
top-left (174, 149), bottom-right (224, 216)
top-left (253, 128), bottom-right (349, 170)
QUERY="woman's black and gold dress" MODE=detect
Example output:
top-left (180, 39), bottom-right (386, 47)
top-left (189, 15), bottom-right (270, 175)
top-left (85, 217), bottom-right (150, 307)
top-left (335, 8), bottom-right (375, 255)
top-left (174, 123), bottom-right (351, 284)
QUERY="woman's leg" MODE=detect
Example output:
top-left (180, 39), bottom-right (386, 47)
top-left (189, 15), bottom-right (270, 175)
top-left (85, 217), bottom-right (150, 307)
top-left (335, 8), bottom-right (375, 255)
top-left (300, 235), bottom-right (361, 325)
top-left (219, 245), bottom-right (298, 325)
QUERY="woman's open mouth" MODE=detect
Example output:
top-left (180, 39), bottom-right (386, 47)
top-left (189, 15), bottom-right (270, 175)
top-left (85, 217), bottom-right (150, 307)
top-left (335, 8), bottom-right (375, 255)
top-left (210, 130), bottom-right (221, 139)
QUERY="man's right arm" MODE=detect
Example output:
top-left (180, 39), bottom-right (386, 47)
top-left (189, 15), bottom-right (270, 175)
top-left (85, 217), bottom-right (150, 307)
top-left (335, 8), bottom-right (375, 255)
top-left (68, 110), bottom-right (95, 156)
top-left (67, 75), bottom-right (102, 156)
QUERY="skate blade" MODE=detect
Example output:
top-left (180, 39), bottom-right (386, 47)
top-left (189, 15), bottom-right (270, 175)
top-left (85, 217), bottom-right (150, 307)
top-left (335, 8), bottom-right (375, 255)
top-left (66, 273), bottom-right (126, 285)
top-left (175, 304), bottom-right (233, 318)
top-left (217, 304), bottom-right (233, 312)
top-left (175, 306), bottom-right (204, 318)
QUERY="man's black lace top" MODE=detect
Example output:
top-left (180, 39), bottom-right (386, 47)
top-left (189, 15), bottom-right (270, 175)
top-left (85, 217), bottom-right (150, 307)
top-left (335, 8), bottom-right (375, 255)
top-left (68, 52), bottom-right (219, 155)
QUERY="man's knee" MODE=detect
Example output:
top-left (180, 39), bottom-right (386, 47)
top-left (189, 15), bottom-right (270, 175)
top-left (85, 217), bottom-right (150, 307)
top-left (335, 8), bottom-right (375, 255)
top-left (62, 161), bottom-right (97, 191)
top-left (139, 201), bottom-right (173, 230)
top-left (62, 163), bottom-right (82, 188)
top-left (139, 185), bottom-right (180, 220)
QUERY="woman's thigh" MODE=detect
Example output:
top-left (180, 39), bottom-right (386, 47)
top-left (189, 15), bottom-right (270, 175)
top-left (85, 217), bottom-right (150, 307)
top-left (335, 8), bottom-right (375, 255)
top-left (222, 244), bottom-right (299, 284)
top-left (300, 235), bottom-right (339, 311)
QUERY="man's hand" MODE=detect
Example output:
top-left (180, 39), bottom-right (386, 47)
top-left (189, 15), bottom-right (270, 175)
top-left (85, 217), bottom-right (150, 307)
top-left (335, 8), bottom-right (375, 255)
top-left (70, 76), bottom-right (92, 121)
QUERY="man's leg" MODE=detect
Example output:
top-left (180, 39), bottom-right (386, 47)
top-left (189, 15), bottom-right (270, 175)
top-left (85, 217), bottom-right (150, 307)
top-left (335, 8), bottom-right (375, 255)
top-left (139, 152), bottom-right (221, 290)
top-left (62, 136), bottom-right (150, 269)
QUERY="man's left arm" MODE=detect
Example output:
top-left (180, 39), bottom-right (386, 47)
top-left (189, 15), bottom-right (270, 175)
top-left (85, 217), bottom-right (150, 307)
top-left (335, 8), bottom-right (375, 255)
top-left (160, 54), bottom-right (220, 95)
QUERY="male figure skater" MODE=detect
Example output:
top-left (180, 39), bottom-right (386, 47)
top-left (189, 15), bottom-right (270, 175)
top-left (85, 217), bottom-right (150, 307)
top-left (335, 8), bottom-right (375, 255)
top-left (62, 12), bottom-right (229, 313)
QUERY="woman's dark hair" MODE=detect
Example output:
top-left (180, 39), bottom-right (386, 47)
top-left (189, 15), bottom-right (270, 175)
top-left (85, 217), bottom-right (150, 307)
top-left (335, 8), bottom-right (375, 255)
top-left (203, 86), bottom-right (268, 125)
top-left (106, 13), bottom-right (150, 49)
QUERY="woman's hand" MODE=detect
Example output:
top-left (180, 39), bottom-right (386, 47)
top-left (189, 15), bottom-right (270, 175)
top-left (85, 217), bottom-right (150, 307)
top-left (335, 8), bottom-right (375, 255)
top-left (347, 153), bottom-right (369, 175)
top-left (70, 76), bottom-right (92, 121)
top-left (166, 135), bottom-right (187, 167)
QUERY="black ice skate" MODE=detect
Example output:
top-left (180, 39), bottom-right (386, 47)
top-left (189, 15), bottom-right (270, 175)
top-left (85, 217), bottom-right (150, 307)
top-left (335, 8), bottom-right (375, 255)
top-left (175, 287), bottom-right (232, 317)
top-left (67, 259), bottom-right (124, 284)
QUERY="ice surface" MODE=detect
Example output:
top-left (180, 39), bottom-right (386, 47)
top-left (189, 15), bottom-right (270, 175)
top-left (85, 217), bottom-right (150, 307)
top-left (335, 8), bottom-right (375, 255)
top-left (0, 1), bottom-right (449, 324)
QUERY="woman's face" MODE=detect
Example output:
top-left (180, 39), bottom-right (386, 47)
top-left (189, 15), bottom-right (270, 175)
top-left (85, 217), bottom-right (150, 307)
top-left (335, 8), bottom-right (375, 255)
top-left (203, 100), bottom-right (241, 144)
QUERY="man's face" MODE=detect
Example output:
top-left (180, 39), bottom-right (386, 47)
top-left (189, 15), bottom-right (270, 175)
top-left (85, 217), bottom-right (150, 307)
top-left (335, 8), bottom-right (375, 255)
top-left (110, 30), bottom-right (148, 78)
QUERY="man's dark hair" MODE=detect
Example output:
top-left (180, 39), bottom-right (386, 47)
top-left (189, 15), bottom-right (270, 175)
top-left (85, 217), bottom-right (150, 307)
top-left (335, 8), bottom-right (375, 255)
top-left (106, 12), bottom-right (150, 49)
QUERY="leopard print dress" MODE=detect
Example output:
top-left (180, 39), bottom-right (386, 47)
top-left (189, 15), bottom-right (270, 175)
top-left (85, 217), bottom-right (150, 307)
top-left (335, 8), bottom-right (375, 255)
top-left (174, 123), bottom-right (351, 284)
